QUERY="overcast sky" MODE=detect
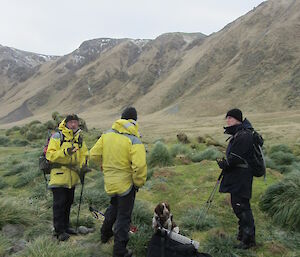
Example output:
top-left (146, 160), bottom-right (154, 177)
top-left (0, 0), bottom-right (265, 56)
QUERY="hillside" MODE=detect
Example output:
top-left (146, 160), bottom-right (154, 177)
top-left (0, 0), bottom-right (299, 137)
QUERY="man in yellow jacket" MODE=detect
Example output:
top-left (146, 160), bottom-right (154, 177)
top-left (46, 114), bottom-right (88, 241)
top-left (90, 107), bottom-right (147, 257)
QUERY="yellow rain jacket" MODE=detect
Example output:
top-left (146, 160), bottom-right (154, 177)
top-left (90, 119), bottom-right (147, 196)
top-left (46, 119), bottom-right (89, 188)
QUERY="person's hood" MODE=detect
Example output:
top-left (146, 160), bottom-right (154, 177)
top-left (58, 119), bottom-right (81, 140)
top-left (112, 119), bottom-right (140, 137)
top-left (224, 118), bottom-right (253, 135)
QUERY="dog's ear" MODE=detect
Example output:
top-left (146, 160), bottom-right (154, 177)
top-left (165, 202), bottom-right (170, 212)
top-left (155, 203), bottom-right (163, 215)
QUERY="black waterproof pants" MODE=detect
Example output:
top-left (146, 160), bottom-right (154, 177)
top-left (101, 187), bottom-right (136, 257)
top-left (231, 194), bottom-right (255, 244)
top-left (52, 187), bottom-right (75, 234)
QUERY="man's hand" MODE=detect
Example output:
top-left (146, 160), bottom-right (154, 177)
top-left (67, 146), bottom-right (78, 155)
top-left (216, 158), bottom-right (228, 170)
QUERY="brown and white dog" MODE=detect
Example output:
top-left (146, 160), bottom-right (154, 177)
top-left (152, 202), bottom-right (179, 233)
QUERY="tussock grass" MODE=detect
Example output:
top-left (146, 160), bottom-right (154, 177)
top-left (203, 233), bottom-right (255, 257)
top-left (19, 236), bottom-right (87, 257)
top-left (181, 208), bottom-right (218, 232)
top-left (269, 144), bottom-right (292, 155)
top-left (191, 147), bottom-right (223, 162)
top-left (169, 143), bottom-right (192, 157)
top-left (13, 169), bottom-right (40, 188)
top-left (260, 171), bottom-right (300, 231)
top-left (148, 142), bottom-right (173, 167)
top-left (0, 198), bottom-right (33, 229)
top-left (128, 224), bottom-right (153, 257)
top-left (0, 180), bottom-right (7, 190)
top-left (0, 233), bottom-right (11, 257)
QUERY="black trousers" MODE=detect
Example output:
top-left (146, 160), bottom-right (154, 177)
top-left (101, 187), bottom-right (136, 257)
top-left (231, 194), bottom-right (255, 243)
top-left (52, 187), bottom-right (75, 234)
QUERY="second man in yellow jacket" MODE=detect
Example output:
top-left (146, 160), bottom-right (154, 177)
top-left (90, 107), bottom-right (147, 257)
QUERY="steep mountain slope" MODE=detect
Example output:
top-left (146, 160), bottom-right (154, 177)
top-left (0, 0), bottom-right (299, 126)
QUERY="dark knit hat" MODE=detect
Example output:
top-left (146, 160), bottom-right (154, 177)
top-left (226, 108), bottom-right (243, 122)
top-left (65, 114), bottom-right (79, 123)
top-left (121, 107), bottom-right (137, 121)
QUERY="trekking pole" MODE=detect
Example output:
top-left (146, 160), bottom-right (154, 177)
top-left (76, 158), bottom-right (88, 232)
top-left (89, 206), bottom-right (138, 233)
top-left (201, 171), bottom-right (223, 217)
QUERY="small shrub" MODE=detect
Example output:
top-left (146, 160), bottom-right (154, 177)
top-left (265, 156), bottom-right (277, 169)
top-left (44, 120), bottom-right (57, 130)
top-left (259, 171), bottom-right (300, 231)
top-left (148, 142), bottom-right (172, 167)
top-left (28, 120), bottom-right (42, 127)
top-left (269, 151), bottom-right (297, 166)
top-left (11, 138), bottom-right (30, 146)
top-left (269, 144), bottom-right (292, 155)
top-left (0, 136), bottom-right (10, 146)
top-left (169, 144), bottom-right (192, 157)
top-left (181, 209), bottom-right (218, 231)
top-left (26, 131), bottom-right (38, 141)
top-left (0, 198), bottom-right (33, 228)
top-left (20, 126), bottom-right (29, 135)
top-left (191, 147), bottom-right (223, 162)
top-left (19, 236), bottom-right (87, 257)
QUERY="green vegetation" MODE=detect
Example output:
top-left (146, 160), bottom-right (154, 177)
top-left (181, 209), bottom-right (219, 231)
top-left (260, 171), bottom-right (300, 231)
top-left (0, 125), bottom-right (299, 257)
top-left (148, 141), bottom-right (173, 167)
top-left (191, 146), bottom-right (223, 162)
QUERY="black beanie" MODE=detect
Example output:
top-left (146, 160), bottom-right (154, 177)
top-left (121, 107), bottom-right (137, 121)
top-left (65, 114), bottom-right (79, 123)
top-left (226, 108), bottom-right (243, 122)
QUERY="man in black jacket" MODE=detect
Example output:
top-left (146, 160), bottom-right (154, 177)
top-left (217, 108), bottom-right (256, 249)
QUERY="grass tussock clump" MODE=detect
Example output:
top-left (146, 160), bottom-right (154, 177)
top-left (0, 199), bottom-right (33, 229)
top-left (203, 233), bottom-right (255, 257)
top-left (13, 169), bottom-right (40, 188)
top-left (148, 142), bottom-right (173, 167)
top-left (169, 144), bottom-right (192, 157)
top-left (269, 144), bottom-right (293, 155)
top-left (259, 171), bottom-right (300, 231)
top-left (19, 236), bottom-right (87, 257)
top-left (181, 209), bottom-right (218, 231)
top-left (191, 147), bottom-right (223, 163)
top-left (0, 234), bottom-right (11, 257)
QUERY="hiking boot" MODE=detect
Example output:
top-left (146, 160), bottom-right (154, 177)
top-left (101, 230), bottom-right (114, 243)
top-left (66, 227), bottom-right (78, 235)
top-left (57, 232), bottom-right (70, 241)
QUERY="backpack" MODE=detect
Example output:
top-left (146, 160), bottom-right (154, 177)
top-left (249, 130), bottom-right (266, 177)
top-left (147, 231), bottom-right (212, 257)
top-left (234, 129), bottom-right (266, 177)
top-left (39, 130), bottom-right (64, 175)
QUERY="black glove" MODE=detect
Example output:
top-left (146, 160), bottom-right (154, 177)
top-left (216, 158), bottom-right (228, 170)
top-left (133, 185), bottom-right (139, 192)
